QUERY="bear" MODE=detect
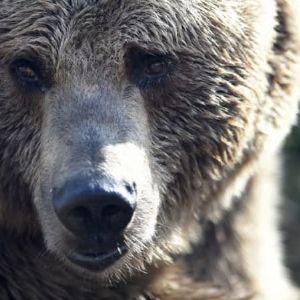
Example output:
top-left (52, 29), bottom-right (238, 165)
top-left (0, 0), bottom-right (299, 299)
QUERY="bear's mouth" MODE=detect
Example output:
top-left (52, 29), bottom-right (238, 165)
top-left (67, 244), bottom-right (128, 272)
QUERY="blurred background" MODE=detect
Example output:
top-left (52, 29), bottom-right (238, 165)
top-left (283, 114), bottom-right (300, 286)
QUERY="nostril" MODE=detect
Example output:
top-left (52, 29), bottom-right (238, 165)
top-left (66, 206), bottom-right (91, 233)
top-left (103, 205), bottom-right (122, 219)
top-left (71, 206), bottom-right (90, 220)
top-left (101, 204), bottom-right (132, 233)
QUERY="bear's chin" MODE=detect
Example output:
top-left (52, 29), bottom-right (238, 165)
top-left (59, 250), bottom-right (131, 283)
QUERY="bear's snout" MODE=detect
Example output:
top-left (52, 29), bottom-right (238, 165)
top-left (52, 175), bottom-right (136, 271)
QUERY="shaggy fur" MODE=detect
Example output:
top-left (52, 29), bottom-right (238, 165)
top-left (0, 0), bottom-right (299, 299)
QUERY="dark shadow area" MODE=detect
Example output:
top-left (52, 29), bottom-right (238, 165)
top-left (283, 115), bottom-right (300, 286)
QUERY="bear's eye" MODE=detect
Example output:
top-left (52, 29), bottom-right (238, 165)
top-left (11, 59), bottom-right (44, 92)
top-left (126, 47), bottom-right (175, 89)
top-left (145, 58), bottom-right (172, 78)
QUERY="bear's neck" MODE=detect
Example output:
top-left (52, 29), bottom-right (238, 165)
top-left (176, 156), bottom-right (293, 300)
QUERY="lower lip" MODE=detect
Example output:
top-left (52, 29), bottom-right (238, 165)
top-left (68, 245), bottom-right (128, 272)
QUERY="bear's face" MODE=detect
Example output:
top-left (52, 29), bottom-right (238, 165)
top-left (0, 0), bottom-right (278, 281)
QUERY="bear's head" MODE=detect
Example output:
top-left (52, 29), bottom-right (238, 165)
top-left (0, 0), bottom-right (297, 282)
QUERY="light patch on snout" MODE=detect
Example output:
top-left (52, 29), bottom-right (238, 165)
top-left (100, 143), bottom-right (150, 183)
top-left (99, 142), bottom-right (160, 245)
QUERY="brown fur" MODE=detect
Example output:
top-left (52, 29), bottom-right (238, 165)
top-left (0, 0), bottom-right (299, 299)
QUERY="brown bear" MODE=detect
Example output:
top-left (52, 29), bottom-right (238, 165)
top-left (0, 0), bottom-right (299, 299)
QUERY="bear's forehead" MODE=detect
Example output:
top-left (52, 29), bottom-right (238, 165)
top-left (0, 0), bottom-right (249, 71)
top-left (0, 0), bottom-right (197, 29)
top-left (0, 0), bottom-right (214, 60)
top-left (0, 0), bottom-right (220, 44)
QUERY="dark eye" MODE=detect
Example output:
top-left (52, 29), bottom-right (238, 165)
top-left (145, 58), bottom-right (171, 78)
top-left (11, 59), bottom-right (44, 92)
top-left (126, 47), bottom-right (175, 89)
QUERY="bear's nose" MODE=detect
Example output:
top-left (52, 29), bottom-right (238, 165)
top-left (53, 176), bottom-right (136, 240)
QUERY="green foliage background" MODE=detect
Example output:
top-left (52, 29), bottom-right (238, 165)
top-left (283, 115), bottom-right (300, 285)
